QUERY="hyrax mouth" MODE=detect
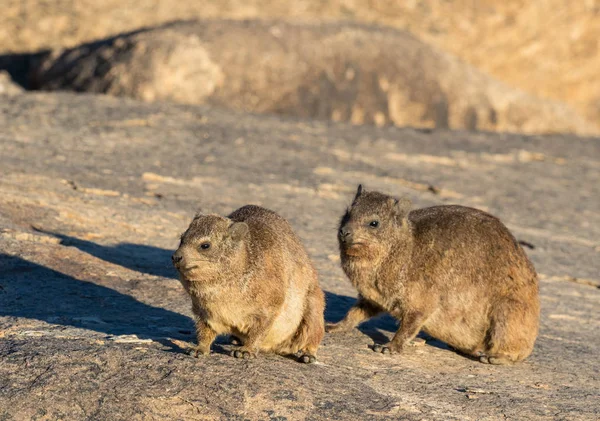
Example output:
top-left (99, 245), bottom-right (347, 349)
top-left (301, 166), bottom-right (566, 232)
top-left (343, 240), bottom-right (365, 247)
top-left (177, 265), bottom-right (199, 273)
top-left (343, 242), bottom-right (367, 256)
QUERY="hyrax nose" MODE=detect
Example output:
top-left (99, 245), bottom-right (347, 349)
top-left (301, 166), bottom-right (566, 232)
top-left (339, 227), bottom-right (351, 239)
top-left (172, 253), bottom-right (183, 265)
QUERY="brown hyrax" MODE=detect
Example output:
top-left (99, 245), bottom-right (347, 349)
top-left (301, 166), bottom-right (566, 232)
top-left (172, 205), bottom-right (325, 363)
top-left (328, 185), bottom-right (540, 365)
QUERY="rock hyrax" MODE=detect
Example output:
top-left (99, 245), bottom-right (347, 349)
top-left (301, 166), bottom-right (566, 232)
top-left (329, 185), bottom-right (540, 364)
top-left (172, 205), bottom-right (325, 363)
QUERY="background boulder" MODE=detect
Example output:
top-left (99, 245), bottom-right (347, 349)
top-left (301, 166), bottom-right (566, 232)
top-left (32, 20), bottom-right (597, 134)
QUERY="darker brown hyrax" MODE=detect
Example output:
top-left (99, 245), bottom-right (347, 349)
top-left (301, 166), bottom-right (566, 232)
top-left (172, 205), bottom-right (325, 363)
top-left (328, 185), bottom-right (539, 365)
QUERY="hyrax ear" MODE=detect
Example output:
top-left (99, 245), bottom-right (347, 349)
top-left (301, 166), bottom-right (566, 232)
top-left (391, 197), bottom-right (412, 225)
top-left (353, 184), bottom-right (364, 202)
top-left (228, 222), bottom-right (249, 242)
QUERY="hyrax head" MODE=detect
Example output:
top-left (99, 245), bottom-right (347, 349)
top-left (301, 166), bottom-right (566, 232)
top-left (338, 185), bottom-right (412, 258)
top-left (172, 213), bottom-right (249, 282)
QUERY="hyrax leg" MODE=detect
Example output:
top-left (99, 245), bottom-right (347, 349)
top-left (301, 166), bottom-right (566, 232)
top-left (231, 315), bottom-right (276, 360)
top-left (190, 318), bottom-right (217, 357)
top-left (373, 310), bottom-right (427, 355)
top-left (480, 298), bottom-right (537, 365)
top-left (293, 287), bottom-right (325, 364)
top-left (326, 296), bottom-right (382, 333)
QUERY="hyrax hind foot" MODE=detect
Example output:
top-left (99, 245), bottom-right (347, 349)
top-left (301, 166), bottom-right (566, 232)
top-left (188, 346), bottom-right (211, 358)
top-left (230, 349), bottom-right (255, 359)
top-left (479, 355), bottom-right (514, 365)
top-left (373, 337), bottom-right (426, 354)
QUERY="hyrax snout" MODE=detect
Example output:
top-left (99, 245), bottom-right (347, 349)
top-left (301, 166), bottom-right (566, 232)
top-left (173, 205), bottom-right (325, 363)
top-left (329, 185), bottom-right (540, 365)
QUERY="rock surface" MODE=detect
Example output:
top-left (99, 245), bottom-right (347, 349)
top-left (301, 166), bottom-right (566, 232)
top-left (0, 71), bottom-right (23, 96)
top-left (0, 93), bottom-right (599, 420)
top-left (31, 20), bottom-right (597, 135)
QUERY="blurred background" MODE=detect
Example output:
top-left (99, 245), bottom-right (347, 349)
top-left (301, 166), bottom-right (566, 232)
top-left (1, 0), bottom-right (599, 135)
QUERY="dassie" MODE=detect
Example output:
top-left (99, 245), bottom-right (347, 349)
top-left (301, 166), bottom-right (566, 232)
top-left (172, 205), bottom-right (325, 363)
top-left (328, 185), bottom-right (540, 364)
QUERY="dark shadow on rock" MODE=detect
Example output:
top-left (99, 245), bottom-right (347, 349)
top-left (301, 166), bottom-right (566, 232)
top-left (155, 337), bottom-right (232, 357)
top-left (324, 290), bottom-right (450, 351)
top-left (0, 21), bottom-right (195, 91)
top-left (0, 52), bottom-right (47, 88)
top-left (324, 290), bottom-right (397, 345)
top-left (0, 253), bottom-right (192, 341)
top-left (33, 230), bottom-right (176, 279)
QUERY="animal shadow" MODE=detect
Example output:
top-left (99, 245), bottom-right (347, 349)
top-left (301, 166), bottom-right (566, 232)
top-left (324, 291), bottom-right (450, 351)
top-left (0, 253), bottom-right (193, 342)
top-left (34, 229), bottom-right (177, 278)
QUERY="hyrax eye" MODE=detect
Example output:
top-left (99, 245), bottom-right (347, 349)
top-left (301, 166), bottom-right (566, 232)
top-left (199, 242), bottom-right (211, 250)
top-left (369, 220), bottom-right (379, 228)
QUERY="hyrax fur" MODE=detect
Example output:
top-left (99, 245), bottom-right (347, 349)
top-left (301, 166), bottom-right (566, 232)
top-left (172, 205), bottom-right (325, 363)
top-left (329, 185), bottom-right (540, 365)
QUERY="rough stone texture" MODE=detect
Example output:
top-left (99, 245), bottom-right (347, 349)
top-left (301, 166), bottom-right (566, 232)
top-left (2, 1), bottom-right (600, 126)
top-left (33, 29), bottom-right (223, 104)
top-left (31, 20), bottom-right (597, 135)
top-left (0, 92), bottom-right (599, 420)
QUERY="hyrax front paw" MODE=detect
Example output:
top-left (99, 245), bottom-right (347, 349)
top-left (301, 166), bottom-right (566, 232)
top-left (230, 349), bottom-right (255, 359)
top-left (372, 343), bottom-right (402, 355)
top-left (188, 346), bottom-right (211, 358)
top-left (298, 353), bottom-right (317, 364)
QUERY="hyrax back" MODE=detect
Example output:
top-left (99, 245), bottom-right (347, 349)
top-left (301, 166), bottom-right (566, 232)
top-left (330, 185), bottom-right (540, 364)
top-left (172, 205), bottom-right (325, 363)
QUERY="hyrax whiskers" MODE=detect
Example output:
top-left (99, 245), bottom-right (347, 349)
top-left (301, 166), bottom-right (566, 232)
top-left (328, 185), bottom-right (540, 364)
top-left (172, 205), bottom-right (325, 363)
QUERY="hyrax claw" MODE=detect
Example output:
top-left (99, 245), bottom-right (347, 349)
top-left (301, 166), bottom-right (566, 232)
top-left (299, 354), bottom-right (317, 364)
top-left (372, 344), bottom-right (391, 354)
top-left (231, 349), bottom-right (253, 359)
